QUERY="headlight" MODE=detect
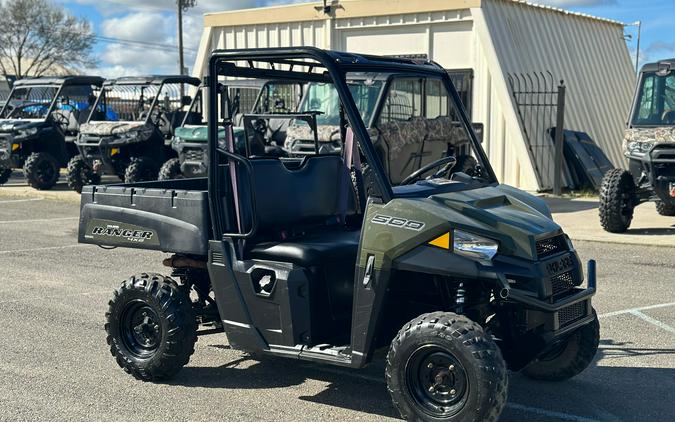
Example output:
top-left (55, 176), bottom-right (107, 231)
top-left (453, 229), bottom-right (499, 261)
top-left (17, 127), bottom-right (38, 137)
top-left (627, 140), bottom-right (652, 155)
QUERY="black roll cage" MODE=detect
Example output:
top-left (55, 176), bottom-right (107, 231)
top-left (87, 76), bottom-right (201, 126)
top-left (206, 47), bottom-right (496, 238)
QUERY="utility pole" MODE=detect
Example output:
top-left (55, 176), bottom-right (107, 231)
top-left (177, 0), bottom-right (196, 75)
top-left (634, 20), bottom-right (642, 74)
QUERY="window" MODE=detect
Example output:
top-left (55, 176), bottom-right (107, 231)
top-left (425, 78), bottom-right (450, 119)
top-left (447, 69), bottom-right (473, 118)
top-left (380, 78), bottom-right (422, 124)
top-left (632, 72), bottom-right (675, 126)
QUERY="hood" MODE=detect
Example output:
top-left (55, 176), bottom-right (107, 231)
top-left (371, 185), bottom-right (560, 262)
top-left (79, 121), bottom-right (150, 137)
top-left (174, 125), bottom-right (245, 143)
top-left (623, 127), bottom-right (675, 155)
top-left (0, 120), bottom-right (46, 133)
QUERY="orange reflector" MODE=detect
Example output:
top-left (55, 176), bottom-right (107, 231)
top-left (428, 232), bottom-right (451, 250)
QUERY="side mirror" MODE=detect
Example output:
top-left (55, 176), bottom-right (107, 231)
top-left (471, 123), bottom-right (484, 144)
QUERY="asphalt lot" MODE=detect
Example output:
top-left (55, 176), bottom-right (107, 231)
top-left (0, 195), bottom-right (674, 422)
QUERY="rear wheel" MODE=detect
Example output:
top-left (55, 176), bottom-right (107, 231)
top-left (158, 158), bottom-right (182, 181)
top-left (23, 152), bottom-right (60, 190)
top-left (599, 169), bottom-right (636, 233)
top-left (386, 312), bottom-right (507, 422)
top-left (0, 166), bottom-right (11, 185)
top-left (656, 201), bottom-right (675, 216)
top-left (66, 155), bottom-right (100, 193)
top-left (125, 157), bottom-right (158, 184)
top-left (522, 310), bottom-right (599, 381)
top-left (105, 273), bottom-right (197, 381)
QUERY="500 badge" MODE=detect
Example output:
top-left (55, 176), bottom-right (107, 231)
top-left (371, 214), bottom-right (425, 231)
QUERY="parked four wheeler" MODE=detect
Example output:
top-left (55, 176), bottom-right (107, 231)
top-left (0, 76), bottom-right (104, 189)
top-left (159, 80), bottom-right (302, 180)
top-left (600, 58), bottom-right (675, 232)
top-left (67, 75), bottom-right (200, 192)
top-left (79, 48), bottom-right (599, 422)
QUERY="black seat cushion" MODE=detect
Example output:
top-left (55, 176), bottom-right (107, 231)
top-left (249, 230), bottom-right (360, 267)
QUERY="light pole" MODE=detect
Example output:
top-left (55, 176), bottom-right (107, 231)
top-left (177, 0), bottom-right (196, 75)
top-left (625, 21), bottom-right (642, 74)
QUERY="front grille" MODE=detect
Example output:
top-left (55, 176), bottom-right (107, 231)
top-left (558, 301), bottom-right (587, 328)
top-left (536, 235), bottom-right (568, 259)
top-left (551, 271), bottom-right (576, 296)
top-left (184, 148), bottom-right (205, 162)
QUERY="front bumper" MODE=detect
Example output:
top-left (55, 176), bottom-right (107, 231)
top-left (175, 142), bottom-right (208, 177)
top-left (629, 144), bottom-right (675, 204)
top-left (76, 135), bottom-right (126, 173)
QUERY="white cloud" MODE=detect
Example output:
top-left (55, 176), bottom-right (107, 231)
top-left (100, 12), bottom-right (174, 44)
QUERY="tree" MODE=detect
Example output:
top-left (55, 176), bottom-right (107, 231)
top-left (0, 0), bottom-right (96, 79)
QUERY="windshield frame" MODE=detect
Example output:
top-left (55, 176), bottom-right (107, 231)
top-left (87, 81), bottom-right (166, 125)
top-left (0, 83), bottom-right (64, 122)
top-left (629, 70), bottom-right (675, 128)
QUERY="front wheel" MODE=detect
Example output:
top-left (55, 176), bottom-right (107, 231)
top-left (386, 312), bottom-right (508, 422)
top-left (105, 273), bottom-right (197, 381)
top-left (599, 169), bottom-right (636, 233)
top-left (656, 201), bottom-right (675, 216)
top-left (125, 157), bottom-right (158, 184)
top-left (23, 152), bottom-right (60, 190)
top-left (158, 158), bottom-right (182, 181)
top-left (66, 156), bottom-right (100, 193)
top-left (521, 310), bottom-right (599, 381)
top-left (0, 166), bottom-right (11, 185)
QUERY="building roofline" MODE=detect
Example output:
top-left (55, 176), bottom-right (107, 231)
top-left (203, 0), bottom-right (626, 28)
top-left (204, 0), bottom-right (481, 27)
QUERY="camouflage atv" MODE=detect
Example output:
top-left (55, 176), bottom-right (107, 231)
top-left (599, 58), bottom-right (675, 232)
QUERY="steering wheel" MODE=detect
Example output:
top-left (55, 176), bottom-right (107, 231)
top-left (662, 110), bottom-right (675, 124)
top-left (51, 111), bottom-right (71, 128)
top-left (400, 156), bottom-right (458, 185)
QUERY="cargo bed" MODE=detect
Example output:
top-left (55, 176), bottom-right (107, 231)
top-left (78, 178), bottom-right (211, 256)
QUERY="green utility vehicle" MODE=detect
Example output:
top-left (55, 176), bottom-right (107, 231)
top-left (159, 80), bottom-right (302, 180)
top-left (79, 48), bottom-right (598, 422)
top-left (600, 58), bottom-right (675, 232)
top-left (67, 75), bottom-right (201, 192)
top-left (0, 76), bottom-right (104, 189)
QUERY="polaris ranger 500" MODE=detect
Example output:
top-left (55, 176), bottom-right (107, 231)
top-left (159, 80), bottom-right (302, 179)
top-left (68, 75), bottom-right (200, 191)
top-left (0, 76), bottom-right (104, 189)
top-left (79, 48), bottom-right (599, 422)
top-left (600, 58), bottom-right (675, 232)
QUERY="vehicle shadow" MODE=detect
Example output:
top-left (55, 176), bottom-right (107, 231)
top-left (544, 197), bottom-right (599, 214)
top-left (625, 226), bottom-right (675, 235)
top-left (169, 340), bottom-right (675, 421)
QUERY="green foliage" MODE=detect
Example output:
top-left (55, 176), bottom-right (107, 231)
top-left (0, 0), bottom-right (96, 78)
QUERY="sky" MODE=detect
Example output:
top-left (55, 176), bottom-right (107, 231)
top-left (56, 0), bottom-right (675, 78)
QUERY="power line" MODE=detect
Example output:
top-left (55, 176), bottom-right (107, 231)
top-left (93, 35), bottom-right (198, 53)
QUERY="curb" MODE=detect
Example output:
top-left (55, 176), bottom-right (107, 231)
top-left (0, 186), bottom-right (81, 204)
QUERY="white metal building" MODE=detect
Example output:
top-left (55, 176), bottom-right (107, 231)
top-left (193, 0), bottom-right (635, 191)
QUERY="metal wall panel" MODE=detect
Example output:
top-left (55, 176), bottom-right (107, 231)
top-left (482, 0), bottom-right (635, 169)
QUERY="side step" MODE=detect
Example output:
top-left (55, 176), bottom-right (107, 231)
top-left (266, 344), bottom-right (353, 367)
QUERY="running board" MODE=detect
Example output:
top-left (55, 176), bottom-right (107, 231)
top-left (266, 344), bottom-right (353, 366)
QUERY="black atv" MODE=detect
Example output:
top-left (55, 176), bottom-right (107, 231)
top-left (600, 58), bottom-right (675, 232)
top-left (79, 48), bottom-right (599, 422)
top-left (159, 80), bottom-right (302, 180)
top-left (0, 76), bottom-right (104, 189)
top-left (67, 75), bottom-right (201, 192)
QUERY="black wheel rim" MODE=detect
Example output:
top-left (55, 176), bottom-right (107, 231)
top-left (120, 300), bottom-right (163, 358)
top-left (37, 160), bottom-right (56, 184)
top-left (405, 345), bottom-right (469, 418)
top-left (620, 191), bottom-right (633, 224)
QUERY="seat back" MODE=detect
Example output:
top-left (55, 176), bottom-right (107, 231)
top-left (375, 118), bottom-right (428, 185)
top-left (239, 155), bottom-right (349, 232)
